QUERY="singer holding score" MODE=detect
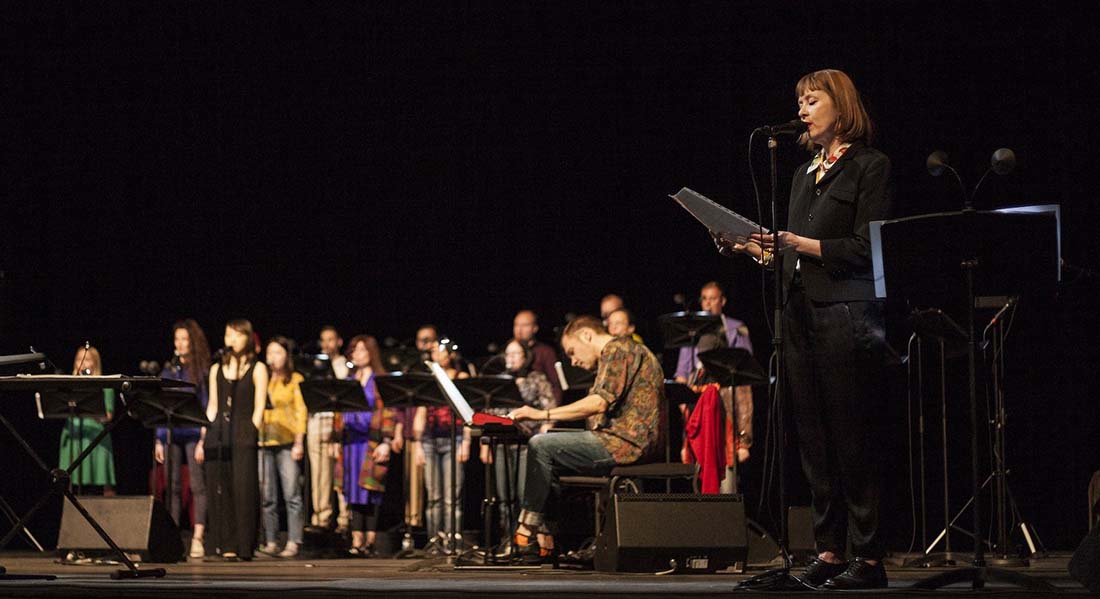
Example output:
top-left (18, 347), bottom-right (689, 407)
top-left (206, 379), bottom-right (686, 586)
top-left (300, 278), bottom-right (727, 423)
top-left (715, 69), bottom-right (892, 589)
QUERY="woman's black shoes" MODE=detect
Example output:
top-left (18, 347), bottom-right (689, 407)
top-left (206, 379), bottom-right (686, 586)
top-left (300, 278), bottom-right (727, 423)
top-left (796, 557), bottom-right (849, 587)
top-left (820, 558), bottom-right (888, 590)
top-left (348, 545), bottom-right (376, 558)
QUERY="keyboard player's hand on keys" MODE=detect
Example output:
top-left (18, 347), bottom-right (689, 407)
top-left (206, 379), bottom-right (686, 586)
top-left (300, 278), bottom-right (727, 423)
top-left (507, 406), bottom-right (540, 422)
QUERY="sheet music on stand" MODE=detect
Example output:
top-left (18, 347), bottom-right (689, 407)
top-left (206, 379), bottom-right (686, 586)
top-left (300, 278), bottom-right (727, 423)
top-left (670, 187), bottom-right (768, 243)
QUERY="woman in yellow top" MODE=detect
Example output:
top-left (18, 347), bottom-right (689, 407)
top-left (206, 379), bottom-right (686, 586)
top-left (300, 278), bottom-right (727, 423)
top-left (258, 336), bottom-right (308, 558)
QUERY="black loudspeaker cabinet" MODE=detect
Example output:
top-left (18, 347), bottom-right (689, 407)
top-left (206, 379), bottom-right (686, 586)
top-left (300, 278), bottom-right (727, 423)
top-left (594, 493), bottom-right (747, 573)
top-left (787, 505), bottom-right (817, 565)
top-left (1069, 525), bottom-right (1100, 593)
top-left (58, 496), bottom-right (183, 563)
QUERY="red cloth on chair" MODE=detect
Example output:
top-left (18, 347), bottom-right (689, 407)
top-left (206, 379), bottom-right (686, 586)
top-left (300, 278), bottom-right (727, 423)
top-left (684, 384), bottom-right (726, 494)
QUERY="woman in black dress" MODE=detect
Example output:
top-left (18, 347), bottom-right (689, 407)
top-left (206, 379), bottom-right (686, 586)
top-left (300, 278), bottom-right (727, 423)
top-left (200, 319), bottom-right (268, 560)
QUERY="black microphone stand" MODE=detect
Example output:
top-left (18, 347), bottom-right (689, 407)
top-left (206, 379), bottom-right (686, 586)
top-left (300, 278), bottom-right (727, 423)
top-left (734, 132), bottom-right (805, 591)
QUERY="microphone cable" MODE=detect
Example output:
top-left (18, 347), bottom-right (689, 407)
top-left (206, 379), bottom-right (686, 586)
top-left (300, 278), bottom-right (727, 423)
top-left (747, 129), bottom-right (774, 338)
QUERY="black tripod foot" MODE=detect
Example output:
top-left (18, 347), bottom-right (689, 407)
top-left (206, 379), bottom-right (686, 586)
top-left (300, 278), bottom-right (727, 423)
top-left (0, 573), bottom-right (58, 581)
top-left (393, 548), bottom-right (422, 559)
top-left (734, 567), bottom-right (816, 591)
top-left (910, 566), bottom-right (1056, 591)
top-left (111, 567), bottom-right (166, 580)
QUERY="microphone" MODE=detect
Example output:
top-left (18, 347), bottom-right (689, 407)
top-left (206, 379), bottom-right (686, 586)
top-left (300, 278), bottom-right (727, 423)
top-left (756, 118), bottom-right (807, 137)
top-left (926, 150), bottom-right (950, 177)
top-left (989, 296), bottom-right (1018, 326)
top-left (480, 353), bottom-right (506, 375)
top-left (926, 150), bottom-right (968, 208)
top-left (991, 147), bottom-right (1016, 175)
top-left (973, 147), bottom-right (1017, 207)
top-left (75, 340), bottom-right (91, 376)
top-left (673, 292), bottom-right (699, 312)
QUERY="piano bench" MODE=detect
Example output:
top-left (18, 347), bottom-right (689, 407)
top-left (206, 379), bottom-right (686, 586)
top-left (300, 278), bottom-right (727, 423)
top-left (558, 462), bottom-right (701, 538)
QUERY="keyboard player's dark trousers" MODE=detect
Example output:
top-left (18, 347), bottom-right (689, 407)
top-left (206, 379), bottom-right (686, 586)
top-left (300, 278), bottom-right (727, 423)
top-left (517, 431), bottom-right (616, 528)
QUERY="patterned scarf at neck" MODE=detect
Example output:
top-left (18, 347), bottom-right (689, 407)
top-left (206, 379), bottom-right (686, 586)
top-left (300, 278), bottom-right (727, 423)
top-left (807, 143), bottom-right (853, 181)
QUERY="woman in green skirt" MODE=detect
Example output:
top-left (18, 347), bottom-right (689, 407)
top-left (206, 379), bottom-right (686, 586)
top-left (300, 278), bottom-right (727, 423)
top-left (58, 345), bottom-right (117, 495)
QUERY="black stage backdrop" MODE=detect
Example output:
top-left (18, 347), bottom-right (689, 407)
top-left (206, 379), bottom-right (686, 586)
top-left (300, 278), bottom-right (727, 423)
top-left (2, 2), bottom-right (1098, 552)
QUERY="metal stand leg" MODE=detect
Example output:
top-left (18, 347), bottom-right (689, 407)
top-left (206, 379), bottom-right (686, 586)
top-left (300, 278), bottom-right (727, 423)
top-left (733, 133), bottom-right (808, 592)
top-left (0, 496), bottom-right (44, 552)
top-left (911, 258), bottom-right (1049, 591)
top-left (0, 410), bottom-right (165, 580)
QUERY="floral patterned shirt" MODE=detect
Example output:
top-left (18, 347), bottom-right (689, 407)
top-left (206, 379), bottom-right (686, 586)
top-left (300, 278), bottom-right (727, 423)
top-left (587, 337), bottom-right (665, 464)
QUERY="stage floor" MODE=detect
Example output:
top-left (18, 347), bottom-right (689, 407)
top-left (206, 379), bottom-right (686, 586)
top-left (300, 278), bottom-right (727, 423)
top-left (0, 551), bottom-right (1089, 598)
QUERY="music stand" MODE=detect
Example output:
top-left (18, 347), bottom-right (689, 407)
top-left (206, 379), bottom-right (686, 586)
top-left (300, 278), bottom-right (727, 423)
top-left (372, 372), bottom-right (449, 557)
top-left (694, 348), bottom-right (768, 497)
top-left (904, 308), bottom-right (969, 568)
top-left (0, 375), bottom-right (191, 579)
top-left (446, 376), bottom-right (530, 569)
top-left (659, 312), bottom-right (724, 391)
top-left (875, 209), bottom-right (1058, 591)
top-left (455, 376), bottom-right (525, 413)
top-left (373, 373), bottom-right (447, 410)
top-left (696, 347), bottom-right (769, 389)
top-left (37, 386), bottom-right (105, 497)
top-left (127, 385), bottom-right (203, 542)
top-left (300, 379), bottom-right (370, 414)
top-left (658, 311), bottom-right (722, 349)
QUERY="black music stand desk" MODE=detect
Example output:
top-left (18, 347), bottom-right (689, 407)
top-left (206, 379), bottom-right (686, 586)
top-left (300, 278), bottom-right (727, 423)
top-left (0, 375), bottom-right (192, 579)
top-left (873, 210), bottom-right (1057, 591)
top-left (127, 384), bottom-right (203, 554)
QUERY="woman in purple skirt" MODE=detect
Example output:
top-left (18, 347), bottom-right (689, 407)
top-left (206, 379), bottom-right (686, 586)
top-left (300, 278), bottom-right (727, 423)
top-left (338, 334), bottom-right (395, 556)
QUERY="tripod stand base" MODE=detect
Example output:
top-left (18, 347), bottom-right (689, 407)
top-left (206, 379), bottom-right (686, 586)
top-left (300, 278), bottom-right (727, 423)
top-left (903, 551), bottom-right (961, 568)
top-left (988, 556), bottom-right (1029, 568)
top-left (393, 548), bottom-right (422, 559)
top-left (452, 549), bottom-right (544, 571)
top-left (910, 566), bottom-right (1055, 590)
top-left (733, 566), bottom-right (815, 591)
top-left (0, 572), bottom-right (58, 581)
top-left (111, 567), bottom-right (166, 580)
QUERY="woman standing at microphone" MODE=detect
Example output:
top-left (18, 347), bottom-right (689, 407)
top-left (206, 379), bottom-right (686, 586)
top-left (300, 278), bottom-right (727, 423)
top-left (338, 334), bottom-right (394, 557)
top-left (718, 69), bottom-right (892, 589)
top-left (202, 319), bottom-right (268, 560)
top-left (156, 319), bottom-right (211, 559)
top-left (258, 336), bottom-right (307, 558)
top-left (59, 345), bottom-right (117, 496)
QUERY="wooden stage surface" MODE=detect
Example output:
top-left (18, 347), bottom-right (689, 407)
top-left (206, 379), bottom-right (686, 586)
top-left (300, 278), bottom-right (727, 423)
top-left (0, 551), bottom-right (1090, 598)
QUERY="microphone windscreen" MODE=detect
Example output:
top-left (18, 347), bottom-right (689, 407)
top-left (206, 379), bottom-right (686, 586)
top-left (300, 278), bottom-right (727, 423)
top-left (926, 150), bottom-right (949, 177)
top-left (991, 148), bottom-right (1016, 175)
top-left (785, 118), bottom-right (808, 135)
